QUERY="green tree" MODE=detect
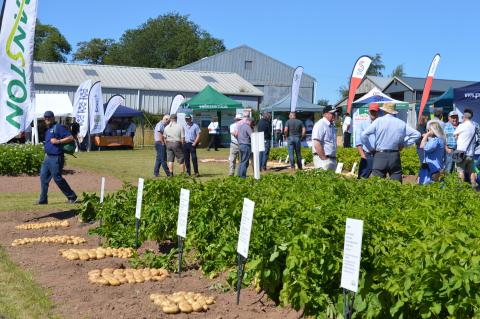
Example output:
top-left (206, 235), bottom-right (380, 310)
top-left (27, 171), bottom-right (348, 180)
top-left (367, 53), bottom-right (385, 76)
top-left (390, 64), bottom-right (405, 77)
top-left (73, 38), bottom-right (115, 64)
top-left (317, 98), bottom-right (330, 106)
top-left (338, 85), bottom-right (349, 99)
top-left (34, 20), bottom-right (71, 62)
top-left (104, 13), bottom-right (225, 68)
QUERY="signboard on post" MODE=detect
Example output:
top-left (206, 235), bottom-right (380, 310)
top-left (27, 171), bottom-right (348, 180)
top-left (251, 132), bottom-right (265, 180)
top-left (335, 163), bottom-right (344, 174)
top-left (236, 198), bottom-right (255, 305)
top-left (134, 178), bottom-right (144, 248)
top-left (176, 188), bottom-right (190, 238)
top-left (341, 218), bottom-right (364, 292)
top-left (100, 177), bottom-right (105, 204)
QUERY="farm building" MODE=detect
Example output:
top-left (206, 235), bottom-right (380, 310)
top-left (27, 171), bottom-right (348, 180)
top-left (33, 61), bottom-right (263, 114)
top-left (179, 45), bottom-right (316, 107)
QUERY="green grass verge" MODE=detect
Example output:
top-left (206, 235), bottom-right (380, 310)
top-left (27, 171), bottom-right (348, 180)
top-left (0, 246), bottom-right (57, 319)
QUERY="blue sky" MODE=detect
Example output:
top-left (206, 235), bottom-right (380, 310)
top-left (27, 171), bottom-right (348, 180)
top-left (38, 0), bottom-right (480, 104)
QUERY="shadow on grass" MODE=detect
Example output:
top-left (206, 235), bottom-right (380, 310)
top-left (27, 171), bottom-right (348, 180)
top-left (24, 209), bottom-right (78, 222)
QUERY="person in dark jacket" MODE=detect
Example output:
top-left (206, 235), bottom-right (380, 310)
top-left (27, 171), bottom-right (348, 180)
top-left (257, 112), bottom-right (272, 171)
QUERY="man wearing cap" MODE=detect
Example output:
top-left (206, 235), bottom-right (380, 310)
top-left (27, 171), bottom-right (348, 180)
top-left (361, 103), bottom-right (420, 182)
top-left (164, 113), bottom-right (185, 175)
top-left (153, 115), bottom-right (171, 177)
top-left (284, 112), bottom-right (306, 170)
top-left (354, 103), bottom-right (380, 178)
top-left (443, 111), bottom-right (459, 174)
top-left (257, 112), bottom-right (272, 171)
top-left (183, 114), bottom-right (201, 177)
top-left (229, 114), bottom-right (242, 176)
top-left (37, 111), bottom-right (77, 204)
top-left (312, 106), bottom-right (337, 171)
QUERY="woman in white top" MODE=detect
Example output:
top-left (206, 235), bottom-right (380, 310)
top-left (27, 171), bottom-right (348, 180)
top-left (207, 116), bottom-right (220, 151)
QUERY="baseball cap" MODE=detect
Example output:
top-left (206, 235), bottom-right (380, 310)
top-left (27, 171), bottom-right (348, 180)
top-left (448, 110), bottom-right (458, 117)
top-left (43, 110), bottom-right (54, 118)
top-left (369, 103), bottom-right (380, 111)
top-left (235, 114), bottom-right (242, 120)
top-left (185, 114), bottom-right (192, 119)
top-left (322, 106), bottom-right (336, 114)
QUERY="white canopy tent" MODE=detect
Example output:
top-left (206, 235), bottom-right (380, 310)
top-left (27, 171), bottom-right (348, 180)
top-left (32, 94), bottom-right (73, 144)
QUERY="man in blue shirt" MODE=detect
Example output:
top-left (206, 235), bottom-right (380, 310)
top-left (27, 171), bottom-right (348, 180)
top-left (37, 111), bottom-right (77, 204)
top-left (443, 111), bottom-right (459, 174)
top-left (361, 103), bottom-right (420, 182)
top-left (355, 103), bottom-right (379, 178)
top-left (183, 114), bottom-right (201, 177)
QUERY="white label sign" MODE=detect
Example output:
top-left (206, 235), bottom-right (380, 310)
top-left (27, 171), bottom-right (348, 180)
top-left (350, 162), bottom-right (357, 175)
top-left (340, 218), bottom-right (364, 293)
top-left (100, 177), bottom-right (105, 203)
top-left (135, 178), bottom-right (144, 219)
top-left (176, 188), bottom-right (190, 238)
top-left (236, 198), bottom-right (255, 258)
top-left (335, 162), bottom-right (344, 174)
top-left (251, 132), bottom-right (265, 153)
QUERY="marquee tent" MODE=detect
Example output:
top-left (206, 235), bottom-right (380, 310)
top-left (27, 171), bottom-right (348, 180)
top-left (352, 87), bottom-right (408, 109)
top-left (181, 85), bottom-right (242, 110)
top-left (453, 82), bottom-right (480, 123)
top-left (262, 93), bottom-right (324, 112)
top-left (103, 104), bottom-right (143, 118)
top-left (34, 94), bottom-right (73, 118)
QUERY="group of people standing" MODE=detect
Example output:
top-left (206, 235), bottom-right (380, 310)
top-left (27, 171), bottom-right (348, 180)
top-left (153, 113), bottom-right (201, 177)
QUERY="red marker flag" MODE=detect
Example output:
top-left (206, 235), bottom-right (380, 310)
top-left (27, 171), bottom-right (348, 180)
top-left (418, 54), bottom-right (441, 122)
top-left (346, 56), bottom-right (372, 114)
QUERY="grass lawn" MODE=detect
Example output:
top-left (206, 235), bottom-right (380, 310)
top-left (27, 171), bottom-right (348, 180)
top-left (68, 147), bottom-right (232, 183)
top-left (0, 246), bottom-right (57, 319)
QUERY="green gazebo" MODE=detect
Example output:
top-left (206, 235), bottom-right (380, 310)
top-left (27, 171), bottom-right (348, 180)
top-left (181, 85), bottom-right (242, 110)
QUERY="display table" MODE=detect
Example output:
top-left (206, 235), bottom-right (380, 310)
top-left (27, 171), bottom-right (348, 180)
top-left (94, 136), bottom-right (134, 148)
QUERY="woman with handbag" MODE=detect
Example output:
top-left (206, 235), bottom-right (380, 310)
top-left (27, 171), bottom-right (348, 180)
top-left (418, 122), bottom-right (446, 184)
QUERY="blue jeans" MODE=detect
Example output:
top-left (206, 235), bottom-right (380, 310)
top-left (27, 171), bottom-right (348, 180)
top-left (288, 136), bottom-right (302, 169)
top-left (358, 153), bottom-right (374, 178)
top-left (444, 151), bottom-right (455, 174)
top-left (238, 144), bottom-right (251, 178)
top-left (154, 143), bottom-right (171, 176)
top-left (259, 140), bottom-right (271, 170)
top-left (39, 155), bottom-right (76, 203)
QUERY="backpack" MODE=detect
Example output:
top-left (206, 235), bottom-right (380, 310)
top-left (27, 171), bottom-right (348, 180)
top-left (54, 124), bottom-right (76, 156)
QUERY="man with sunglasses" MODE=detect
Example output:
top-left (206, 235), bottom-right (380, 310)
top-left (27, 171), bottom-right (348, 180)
top-left (37, 111), bottom-right (77, 205)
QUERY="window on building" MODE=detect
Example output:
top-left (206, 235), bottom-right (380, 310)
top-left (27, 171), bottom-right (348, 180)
top-left (33, 66), bottom-right (43, 73)
top-left (150, 72), bottom-right (165, 80)
top-left (244, 60), bottom-right (253, 70)
top-left (201, 75), bottom-right (217, 83)
top-left (83, 69), bottom-right (98, 76)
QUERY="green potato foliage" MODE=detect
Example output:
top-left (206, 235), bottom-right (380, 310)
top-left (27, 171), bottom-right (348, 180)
top-left (0, 144), bottom-right (44, 175)
top-left (80, 171), bottom-right (480, 318)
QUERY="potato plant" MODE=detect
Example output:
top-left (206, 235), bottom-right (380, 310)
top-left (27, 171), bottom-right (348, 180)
top-left (81, 171), bottom-right (480, 318)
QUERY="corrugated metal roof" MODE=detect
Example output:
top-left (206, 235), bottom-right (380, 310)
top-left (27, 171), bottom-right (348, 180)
top-left (33, 61), bottom-right (263, 97)
top-left (386, 76), bottom-right (476, 92)
top-left (179, 45), bottom-right (316, 86)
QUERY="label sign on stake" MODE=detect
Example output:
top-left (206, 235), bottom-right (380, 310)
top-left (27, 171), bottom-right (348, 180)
top-left (335, 162), bottom-right (344, 174)
top-left (340, 218), bottom-right (364, 292)
top-left (176, 188), bottom-right (190, 238)
top-left (134, 178), bottom-right (144, 248)
top-left (236, 198), bottom-right (255, 305)
top-left (100, 177), bottom-right (105, 203)
top-left (251, 132), bottom-right (265, 180)
top-left (237, 198), bottom-right (255, 258)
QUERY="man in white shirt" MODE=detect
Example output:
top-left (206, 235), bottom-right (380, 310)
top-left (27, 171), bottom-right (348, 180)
top-left (454, 108), bottom-right (476, 184)
top-left (229, 114), bottom-right (242, 176)
top-left (125, 119), bottom-right (136, 137)
top-left (272, 116), bottom-right (283, 146)
top-left (312, 106), bottom-right (337, 171)
top-left (207, 116), bottom-right (220, 151)
top-left (342, 113), bottom-right (352, 148)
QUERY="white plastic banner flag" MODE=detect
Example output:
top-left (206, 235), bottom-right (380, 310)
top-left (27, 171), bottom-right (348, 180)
top-left (104, 95), bottom-right (124, 123)
top-left (170, 94), bottom-right (185, 115)
top-left (89, 81), bottom-right (105, 134)
top-left (176, 188), bottom-right (190, 238)
top-left (73, 79), bottom-right (92, 140)
top-left (237, 198), bottom-right (255, 258)
top-left (0, 0), bottom-right (39, 143)
top-left (341, 218), bottom-right (364, 292)
top-left (290, 66), bottom-right (304, 113)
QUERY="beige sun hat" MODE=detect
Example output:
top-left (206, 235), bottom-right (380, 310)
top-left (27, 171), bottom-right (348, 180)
top-left (380, 102), bottom-right (398, 115)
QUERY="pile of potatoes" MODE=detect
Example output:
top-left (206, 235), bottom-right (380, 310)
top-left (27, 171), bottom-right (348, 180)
top-left (150, 291), bottom-right (215, 314)
top-left (88, 268), bottom-right (168, 286)
top-left (15, 220), bottom-right (69, 230)
top-left (11, 235), bottom-right (86, 246)
top-left (59, 247), bottom-right (133, 261)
